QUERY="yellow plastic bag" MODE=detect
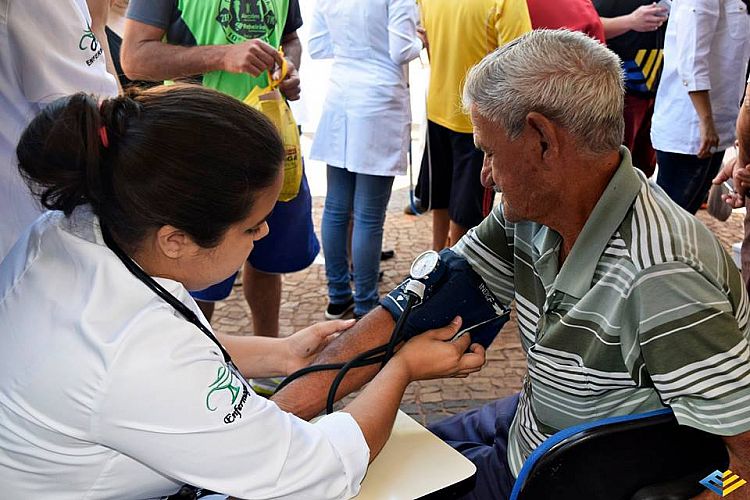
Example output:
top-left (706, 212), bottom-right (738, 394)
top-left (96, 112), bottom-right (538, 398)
top-left (243, 52), bottom-right (302, 202)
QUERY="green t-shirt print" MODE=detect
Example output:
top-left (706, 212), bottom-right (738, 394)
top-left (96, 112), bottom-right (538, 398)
top-left (178, 0), bottom-right (289, 100)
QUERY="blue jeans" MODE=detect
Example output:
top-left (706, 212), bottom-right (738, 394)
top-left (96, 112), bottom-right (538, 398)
top-left (655, 150), bottom-right (725, 214)
top-left (322, 166), bottom-right (394, 316)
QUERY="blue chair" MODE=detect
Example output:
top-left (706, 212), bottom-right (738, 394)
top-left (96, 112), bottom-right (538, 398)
top-left (509, 408), bottom-right (729, 500)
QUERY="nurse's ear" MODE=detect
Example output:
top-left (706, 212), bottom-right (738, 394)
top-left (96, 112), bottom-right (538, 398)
top-left (154, 225), bottom-right (200, 259)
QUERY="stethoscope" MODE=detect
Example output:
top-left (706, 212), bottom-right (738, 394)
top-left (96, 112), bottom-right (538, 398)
top-left (102, 226), bottom-right (441, 414)
top-left (100, 223), bottom-right (249, 387)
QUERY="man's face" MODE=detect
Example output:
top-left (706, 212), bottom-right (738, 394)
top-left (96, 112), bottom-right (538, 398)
top-left (471, 105), bottom-right (544, 223)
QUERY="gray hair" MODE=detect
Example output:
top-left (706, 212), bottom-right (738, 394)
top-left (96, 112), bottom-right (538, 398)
top-left (463, 29), bottom-right (625, 154)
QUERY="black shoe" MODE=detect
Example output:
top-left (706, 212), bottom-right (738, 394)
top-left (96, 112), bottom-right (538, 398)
top-left (380, 249), bottom-right (395, 261)
top-left (325, 297), bottom-right (354, 320)
top-left (404, 201), bottom-right (426, 215)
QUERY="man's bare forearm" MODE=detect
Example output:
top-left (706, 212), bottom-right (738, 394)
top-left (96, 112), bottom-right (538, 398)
top-left (738, 84), bottom-right (750, 167)
top-left (600, 17), bottom-right (632, 39)
top-left (689, 90), bottom-right (714, 123)
top-left (281, 32), bottom-right (302, 69)
top-left (121, 38), bottom-right (228, 82)
top-left (271, 307), bottom-right (396, 420)
top-left (86, 0), bottom-right (120, 92)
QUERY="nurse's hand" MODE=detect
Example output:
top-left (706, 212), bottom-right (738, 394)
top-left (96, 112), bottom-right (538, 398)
top-left (284, 319), bottom-right (356, 375)
top-left (392, 316), bottom-right (486, 381)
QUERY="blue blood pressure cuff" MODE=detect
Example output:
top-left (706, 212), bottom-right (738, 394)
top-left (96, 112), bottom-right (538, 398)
top-left (380, 249), bottom-right (510, 348)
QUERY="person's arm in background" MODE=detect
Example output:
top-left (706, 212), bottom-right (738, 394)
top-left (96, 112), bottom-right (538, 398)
top-left (86, 0), bottom-right (122, 93)
top-left (120, 0), bottom-right (281, 82)
top-left (599, 3), bottom-right (668, 39)
top-left (690, 91), bottom-right (720, 158)
top-left (713, 82), bottom-right (750, 206)
top-left (736, 84), bottom-right (750, 197)
top-left (387, 0), bottom-right (423, 65)
top-left (416, 0), bottom-right (429, 59)
top-left (277, 0), bottom-right (302, 100)
top-left (278, 31), bottom-right (301, 100)
top-left (494, 0), bottom-right (532, 50)
top-left (676, 0), bottom-right (720, 158)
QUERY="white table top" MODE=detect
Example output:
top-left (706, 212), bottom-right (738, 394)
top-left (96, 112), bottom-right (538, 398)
top-left (354, 410), bottom-right (477, 499)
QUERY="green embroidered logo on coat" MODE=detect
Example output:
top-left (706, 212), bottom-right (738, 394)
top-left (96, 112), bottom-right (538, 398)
top-left (206, 365), bottom-right (241, 411)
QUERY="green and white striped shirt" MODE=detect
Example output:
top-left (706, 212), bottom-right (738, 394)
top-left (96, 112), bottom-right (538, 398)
top-left (453, 148), bottom-right (750, 477)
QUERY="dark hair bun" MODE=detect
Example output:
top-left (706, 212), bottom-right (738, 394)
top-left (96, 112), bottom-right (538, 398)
top-left (17, 84), bottom-right (284, 251)
top-left (17, 93), bottom-right (104, 215)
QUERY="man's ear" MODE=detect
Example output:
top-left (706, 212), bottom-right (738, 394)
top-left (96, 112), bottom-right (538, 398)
top-left (526, 112), bottom-right (561, 161)
top-left (154, 225), bottom-right (196, 259)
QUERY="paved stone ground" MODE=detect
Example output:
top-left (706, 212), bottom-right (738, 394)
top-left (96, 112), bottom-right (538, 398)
top-left (211, 186), bottom-right (745, 426)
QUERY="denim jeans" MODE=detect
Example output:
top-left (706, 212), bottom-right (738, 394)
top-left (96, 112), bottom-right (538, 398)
top-left (322, 166), bottom-right (394, 316)
top-left (655, 150), bottom-right (725, 214)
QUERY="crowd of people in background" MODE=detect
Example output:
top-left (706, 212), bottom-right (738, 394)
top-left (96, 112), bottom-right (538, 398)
top-left (2, 0), bottom-right (750, 498)
top-left (2, 0), bottom-right (750, 329)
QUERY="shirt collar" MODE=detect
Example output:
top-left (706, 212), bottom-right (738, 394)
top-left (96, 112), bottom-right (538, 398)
top-left (553, 147), bottom-right (642, 299)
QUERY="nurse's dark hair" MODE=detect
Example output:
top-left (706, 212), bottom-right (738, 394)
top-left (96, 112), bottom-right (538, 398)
top-left (16, 84), bottom-right (283, 250)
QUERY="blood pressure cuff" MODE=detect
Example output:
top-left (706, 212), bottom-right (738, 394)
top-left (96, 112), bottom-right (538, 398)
top-left (380, 249), bottom-right (509, 348)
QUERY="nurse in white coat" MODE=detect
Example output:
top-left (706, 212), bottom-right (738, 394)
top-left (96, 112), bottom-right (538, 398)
top-left (309, 0), bottom-right (425, 320)
top-left (0, 85), bottom-right (484, 499)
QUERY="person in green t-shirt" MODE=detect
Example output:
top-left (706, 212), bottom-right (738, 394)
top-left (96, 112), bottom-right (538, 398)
top-left (120, 0), bottom-right (319, 341)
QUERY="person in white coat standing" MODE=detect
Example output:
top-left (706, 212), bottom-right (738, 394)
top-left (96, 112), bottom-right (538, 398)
top-left (309, 0), bottom-right (425, 320)
top-left (0, 0), bottom-right (118, 262)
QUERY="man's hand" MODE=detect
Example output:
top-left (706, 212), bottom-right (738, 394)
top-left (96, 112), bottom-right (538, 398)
top-left (628, 3), bottom-right (669, 32)
top-left (713, 155), bottom-right (750, 208)
top-left (284, 319), bottom-right (356, 375)
top-left (223, 39), bottom-right (283, 76)
top-left (417, 26), bottom-right (429, 58)
top-left (698, 117), bottom-right (720, 159)
top-left (276, 58), bottom-right (301, 101)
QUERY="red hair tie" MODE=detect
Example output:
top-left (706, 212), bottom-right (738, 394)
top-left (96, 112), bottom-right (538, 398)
top-left (99, 125), bottom-right (109, 148)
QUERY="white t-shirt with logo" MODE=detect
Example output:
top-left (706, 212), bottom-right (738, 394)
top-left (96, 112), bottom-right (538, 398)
top-left (0, 206), bottom-right (369, 499)
top-left (0, 0), bottom-right (118, 262)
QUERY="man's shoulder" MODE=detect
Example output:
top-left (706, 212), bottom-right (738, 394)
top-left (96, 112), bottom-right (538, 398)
top-left (127, 0), bottom-right (179, 30)
top-left (621, 179), bottom-right (727, 274)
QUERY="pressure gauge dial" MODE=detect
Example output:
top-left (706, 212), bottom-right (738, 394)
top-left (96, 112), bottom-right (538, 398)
top-left (410, 250), bottom-right (441, 281)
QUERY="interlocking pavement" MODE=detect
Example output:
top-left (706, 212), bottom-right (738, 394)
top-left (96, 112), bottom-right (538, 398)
top-left (212, 185), bottom-right (746, 426)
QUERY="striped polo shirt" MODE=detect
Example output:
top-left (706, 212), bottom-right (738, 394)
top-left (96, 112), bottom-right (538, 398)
top-left (453, 148), bottom-right (750, 476)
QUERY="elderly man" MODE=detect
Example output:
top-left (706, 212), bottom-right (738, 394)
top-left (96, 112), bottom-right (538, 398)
top-left (273, 30), bottom-right (750, 499)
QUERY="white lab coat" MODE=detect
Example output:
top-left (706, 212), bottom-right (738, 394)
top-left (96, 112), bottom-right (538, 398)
top-left (308, 0), bottom-right (423, 177)
top-left (0, 0), bottom-right (118, 261)
top-left (0, 207), bottom-right (369, 499)
top-left (651, 0), bottom-right (750, 154)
